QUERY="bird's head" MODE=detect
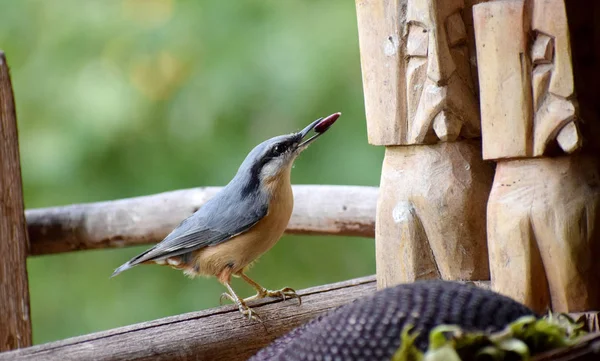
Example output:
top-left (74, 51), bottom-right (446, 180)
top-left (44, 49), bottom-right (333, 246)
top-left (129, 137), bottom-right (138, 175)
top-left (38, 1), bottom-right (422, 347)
top-left (235, 113), bottom-right (341, 196)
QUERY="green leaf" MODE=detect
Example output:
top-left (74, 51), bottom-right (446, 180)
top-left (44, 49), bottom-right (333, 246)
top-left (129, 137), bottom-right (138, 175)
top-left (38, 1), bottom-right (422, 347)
top-left (475, 345), bottom-right (505, 361)
top-left (497, 338), bottom-right (530, 359)
top-left (423, 345), bottom-right (462, 361)
top-left (429, 325), bottom-right (461, 349)
top-left (389, 313), bottom-right (588, 361)
top-left (391, 325), bottom-right (424, 361)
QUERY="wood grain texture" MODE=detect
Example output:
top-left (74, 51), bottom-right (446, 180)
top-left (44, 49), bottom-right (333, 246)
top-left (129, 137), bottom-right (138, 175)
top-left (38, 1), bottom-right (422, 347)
top-left (0, 276), bottom-right (377, 361)
top-left (530, 0), bottom-right (580, 156)
top-left (474, 0), bottom-right (583, 159)
top-left (25, 185), bottom-right (378, 256)
top-left (355, 0), bottom-right (408, 145)
top-left (487, 156), bottom-right (600, 313)
top-left (376, 141), bottom-right (493, 289)
top-left (474, 0), bottom-right (533, 159)
top-left (356, 0), bottom-right (482, 146)
top-left (0, 52), bottom-right (32, 351)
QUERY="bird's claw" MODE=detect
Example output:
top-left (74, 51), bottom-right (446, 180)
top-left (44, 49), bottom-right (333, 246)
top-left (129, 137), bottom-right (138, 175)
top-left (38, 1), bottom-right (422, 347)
top-left (220, 292), bottom-right (263, 322)
top-left (265, 287), bottom-right (302, 305)
top-left (220, 292), bottom-right (235, 306)
top-left (243, 287), bottom-right (301, 305)
top-left (239, 304), bottom-right (262, 322)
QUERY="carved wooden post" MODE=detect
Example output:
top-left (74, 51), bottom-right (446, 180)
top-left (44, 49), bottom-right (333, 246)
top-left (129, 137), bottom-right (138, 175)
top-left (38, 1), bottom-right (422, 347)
top-left (0, 52), bottom-right (32, 350)
top-left (473, 0), bottom-right (600, 313)
top-left (355, 0), bottom-right (493, 288)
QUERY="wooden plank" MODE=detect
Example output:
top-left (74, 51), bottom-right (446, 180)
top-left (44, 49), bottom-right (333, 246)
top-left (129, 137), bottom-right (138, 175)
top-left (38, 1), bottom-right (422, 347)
top-left (25, 185), bottom-right (378, 256)
top-left (0, 51), bottom-right (32, 350)
top-left (532, 332), bottom-right (600, 361)
top-left (0, 276), bottom-right (377, 361)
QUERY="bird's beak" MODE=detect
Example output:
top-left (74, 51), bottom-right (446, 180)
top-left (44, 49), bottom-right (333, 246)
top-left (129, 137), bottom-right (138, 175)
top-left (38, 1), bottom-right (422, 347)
top-left (298, 112), bottom-right (341, 148)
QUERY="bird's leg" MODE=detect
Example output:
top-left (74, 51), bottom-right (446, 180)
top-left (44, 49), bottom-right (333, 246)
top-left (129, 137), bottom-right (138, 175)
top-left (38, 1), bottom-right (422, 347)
top-left (220, 282), bottom-right (263, 322)
top-left (239, 273), bottom-right (301, 305)
top-left (217, 268), bottom-right (261, 322)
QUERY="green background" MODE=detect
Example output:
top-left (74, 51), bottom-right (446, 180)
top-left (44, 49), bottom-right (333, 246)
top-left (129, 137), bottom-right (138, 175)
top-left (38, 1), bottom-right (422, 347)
top-left (1, 0), bottom-right (382, 344)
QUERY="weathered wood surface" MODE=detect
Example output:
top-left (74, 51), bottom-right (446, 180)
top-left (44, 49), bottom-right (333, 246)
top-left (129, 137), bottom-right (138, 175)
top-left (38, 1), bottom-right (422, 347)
top-left (376, 142), bottom-right (492, 288)
top-left (0, 51), bottom-right (32, 351)
top-left (486, 156), bottom-right (600, 314)
top-left (25, 185), bottom-right (378, 256)
top-left (473, 0), bottom-right (532, 159)
top-left (355, 0), bottom-right (482, 146)
top-left (474, 0), bottom-right (600, 313)
top-left (355, 0), bottom-right (492, 290)
top-left (355, 0), bottom-right (407, 145)
top-left (0, 276), bottom-right (377, 361)
top-left (474, 0), bottom-right (582, 160)
top-left (532, 332), bottom-right (600, 361)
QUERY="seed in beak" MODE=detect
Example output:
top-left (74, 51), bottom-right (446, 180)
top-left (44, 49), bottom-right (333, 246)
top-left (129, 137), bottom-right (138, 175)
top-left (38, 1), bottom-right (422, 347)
top-left (314, 112), bottom-right (341, 133)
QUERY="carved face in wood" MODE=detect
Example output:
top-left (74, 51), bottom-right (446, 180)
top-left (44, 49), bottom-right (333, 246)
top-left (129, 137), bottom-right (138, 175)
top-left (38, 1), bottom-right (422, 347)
top-left (530, 0), bottom-right (580, 155)
top-left (473, 0), bottom-right (581, 159)
top-left (405, 0), bottom-right (480, 144)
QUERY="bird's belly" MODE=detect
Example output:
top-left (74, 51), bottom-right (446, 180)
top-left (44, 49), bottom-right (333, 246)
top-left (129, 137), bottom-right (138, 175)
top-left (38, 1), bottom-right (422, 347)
top-left (190, 187), bottom-right (293, 277)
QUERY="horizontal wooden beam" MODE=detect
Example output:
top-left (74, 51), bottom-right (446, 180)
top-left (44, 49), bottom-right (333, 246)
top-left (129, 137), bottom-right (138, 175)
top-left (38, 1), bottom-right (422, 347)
top-left (0, 276), bottom-right (377, 361)
top-left (25, 185), bottom-right (378, 256)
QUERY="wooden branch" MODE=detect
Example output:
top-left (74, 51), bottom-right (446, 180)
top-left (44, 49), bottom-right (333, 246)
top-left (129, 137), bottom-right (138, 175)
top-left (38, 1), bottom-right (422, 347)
top-left (0, 52), bottom-right (32, 351)
top-left (0, 276), bottom-right (377, 361)
top-left (25, 185), bottom-right (378, 256)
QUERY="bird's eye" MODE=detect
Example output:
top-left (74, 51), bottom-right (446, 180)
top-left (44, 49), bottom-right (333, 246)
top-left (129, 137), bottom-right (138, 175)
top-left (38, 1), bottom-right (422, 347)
top-left (271, 144), bottom-right (284, 157)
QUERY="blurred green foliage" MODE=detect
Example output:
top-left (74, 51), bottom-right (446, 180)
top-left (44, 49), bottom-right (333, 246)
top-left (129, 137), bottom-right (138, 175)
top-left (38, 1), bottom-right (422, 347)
top-left (0, 0), bottom-right (382, 344)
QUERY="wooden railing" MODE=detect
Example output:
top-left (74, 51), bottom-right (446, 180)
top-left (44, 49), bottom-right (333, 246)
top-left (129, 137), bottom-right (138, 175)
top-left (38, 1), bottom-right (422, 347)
top-left (25, 185), bottom-right (378, 256)
top-left (0, 51), bottom-right (32, 352)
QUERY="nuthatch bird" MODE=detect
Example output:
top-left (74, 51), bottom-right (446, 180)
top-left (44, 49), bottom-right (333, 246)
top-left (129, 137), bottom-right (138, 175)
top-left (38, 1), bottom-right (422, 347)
top-left (112, 112), bottom-right (341, 320)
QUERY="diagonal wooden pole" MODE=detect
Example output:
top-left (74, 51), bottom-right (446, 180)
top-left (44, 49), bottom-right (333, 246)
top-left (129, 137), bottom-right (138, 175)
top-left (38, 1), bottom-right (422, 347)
top-left (0, 51), bottom-right (32, 351)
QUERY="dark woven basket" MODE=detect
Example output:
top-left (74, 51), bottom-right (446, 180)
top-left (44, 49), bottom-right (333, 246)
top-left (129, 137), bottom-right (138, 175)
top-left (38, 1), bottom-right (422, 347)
top-left (250, 280), bottom-right (536, 361)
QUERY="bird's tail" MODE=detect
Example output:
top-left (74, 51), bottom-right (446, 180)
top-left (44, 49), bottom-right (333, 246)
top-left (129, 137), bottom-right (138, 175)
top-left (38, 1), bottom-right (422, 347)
top-left (111, 262), bottom-right (134, 278)
top-left (110, 247), bottom-right (156, 278)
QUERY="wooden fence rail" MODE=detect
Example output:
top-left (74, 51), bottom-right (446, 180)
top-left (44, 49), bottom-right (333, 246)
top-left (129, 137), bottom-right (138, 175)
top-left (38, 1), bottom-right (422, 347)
top-left (0, 276), bottom-right (377, 361)
top-left (25, 185), bottom-right (378, 256)
top-left (0, 51), bottom-right (32, 351)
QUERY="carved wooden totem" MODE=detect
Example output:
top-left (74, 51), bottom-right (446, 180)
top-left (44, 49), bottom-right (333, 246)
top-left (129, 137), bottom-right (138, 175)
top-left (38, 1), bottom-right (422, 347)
top-left (355, 0), bottom-right (493, 288)
top-left (473, 0), bottom-right (600, 313)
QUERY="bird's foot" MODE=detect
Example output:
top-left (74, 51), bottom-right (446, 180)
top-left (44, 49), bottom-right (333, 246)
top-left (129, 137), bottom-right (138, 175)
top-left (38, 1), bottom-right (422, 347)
top-left (244, 287), bottom-right (302, 305)
top-left (220, 292), bottom-right (262, 322)
top-left (239, 304), bottom-right (262, 322)
top-left (220, 292), bottom-right (234, 306)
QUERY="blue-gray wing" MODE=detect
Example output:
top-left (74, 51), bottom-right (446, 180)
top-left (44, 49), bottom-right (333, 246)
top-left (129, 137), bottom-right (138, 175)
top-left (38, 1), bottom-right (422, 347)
top-left (125, 191), bottom-right (268, 266)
